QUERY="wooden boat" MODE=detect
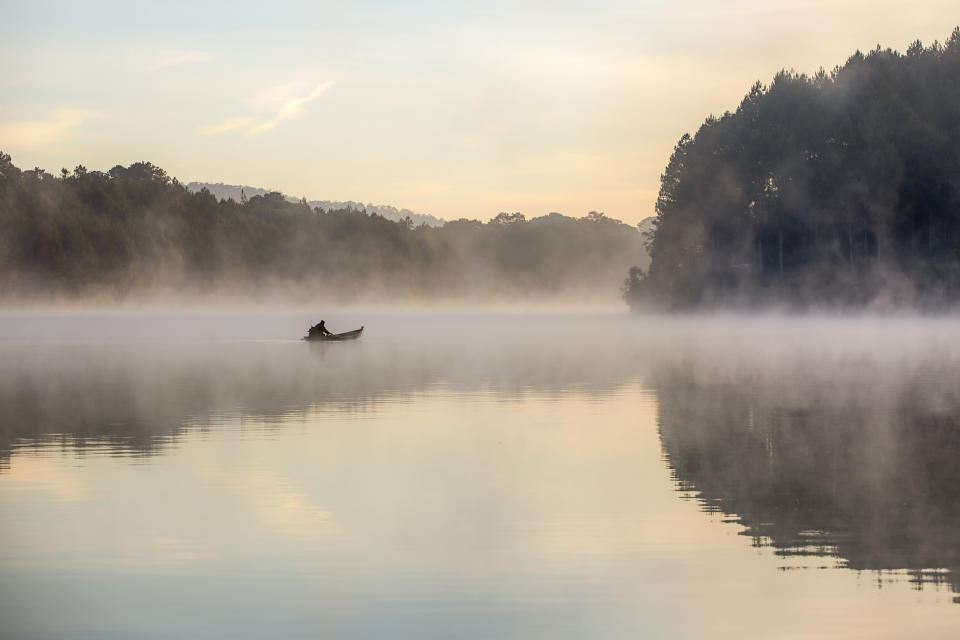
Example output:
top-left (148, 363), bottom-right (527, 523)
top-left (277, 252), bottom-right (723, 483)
top-left (303, 326), bottom-right (364, 341)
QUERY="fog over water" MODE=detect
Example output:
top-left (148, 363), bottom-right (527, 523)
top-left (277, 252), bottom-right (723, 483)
top-left (3, 312), bottom-right (960, 638)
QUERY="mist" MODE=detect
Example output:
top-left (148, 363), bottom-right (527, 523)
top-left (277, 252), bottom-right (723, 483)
top-left (5, 16), bottom-right (960, 640)
top-left (7, 314), bottom-right (960, 538)
top-left (626, 29), bottom-right (960, 313)
top-left (0, 156), bottom-right (649, 311)
top-left (6, 311), bottom-right (960, 637)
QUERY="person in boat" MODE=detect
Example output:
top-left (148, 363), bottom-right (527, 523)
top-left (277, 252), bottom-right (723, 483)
top-left (309, 320), bottom-right (332, 338)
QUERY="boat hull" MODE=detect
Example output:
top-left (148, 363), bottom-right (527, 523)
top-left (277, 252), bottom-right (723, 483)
top-left (303, 326), bottom-right (364, 341)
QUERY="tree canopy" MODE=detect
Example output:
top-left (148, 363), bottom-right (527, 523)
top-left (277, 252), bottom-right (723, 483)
top-left (625, 28), bottom-right (960, 311)
top-left (0, 154), bottom-right (647, 305)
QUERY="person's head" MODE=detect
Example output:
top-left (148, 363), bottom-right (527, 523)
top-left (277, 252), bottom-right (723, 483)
top-left (319, 319), bottom-right (325, 324)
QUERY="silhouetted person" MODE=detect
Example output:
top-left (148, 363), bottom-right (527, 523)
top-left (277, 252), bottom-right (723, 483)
top-left (309, 320), bottom-right (332, 338)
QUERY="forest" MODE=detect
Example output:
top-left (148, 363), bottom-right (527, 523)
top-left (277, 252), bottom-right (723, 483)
top-left (625, 28), bottom-right (960, 311)
top-left (0, 155), bottom-right (646, 306)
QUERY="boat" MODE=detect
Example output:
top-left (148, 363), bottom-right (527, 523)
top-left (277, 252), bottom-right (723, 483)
top-left (303, 326), bottom-right (364, 341)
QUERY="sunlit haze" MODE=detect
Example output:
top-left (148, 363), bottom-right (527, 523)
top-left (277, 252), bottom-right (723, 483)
top-left (4, 5), bottom-right (960, 634)
top-left (2, 0), bottom-right (955, 223)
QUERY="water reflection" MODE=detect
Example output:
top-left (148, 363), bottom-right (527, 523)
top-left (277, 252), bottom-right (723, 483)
top-left (654, 343), bottom-right (960, 597)
top-left (0, 314), bottom-right (645, 467)
top-left (5, 314), bottom-right (960, 637)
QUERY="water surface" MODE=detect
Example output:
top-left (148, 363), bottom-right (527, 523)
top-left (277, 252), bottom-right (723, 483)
top-left (3, 313), bottom-right (960, 638)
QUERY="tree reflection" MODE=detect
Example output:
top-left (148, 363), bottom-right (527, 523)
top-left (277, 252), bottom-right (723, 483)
top-left (7, 315), bottom-right (960, 602)
top-left (0, 326), bottom-right (639, 469)
top-left (655, 356), bottom-right (960, 595)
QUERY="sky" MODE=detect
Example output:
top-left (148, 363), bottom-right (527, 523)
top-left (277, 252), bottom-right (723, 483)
top-left (1, 1), bottom-right (957, 224)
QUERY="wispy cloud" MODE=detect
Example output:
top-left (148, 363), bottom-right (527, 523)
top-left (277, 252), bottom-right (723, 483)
top-left (153, 50), bottom-right (215, 69)
top-left (0, 109), bottom-right (91, 146)
top-left (198, 116), bottom-right (257, 136)
top-left (250, 82), bottom-right (334, 134)
top-left (200, 81), bottom-right (335, 136)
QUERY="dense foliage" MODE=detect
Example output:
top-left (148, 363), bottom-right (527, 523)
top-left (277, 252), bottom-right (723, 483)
top-left (626, 29), bottom-right (960, 310)
top-left (0, 155), bottom-right (646, 305)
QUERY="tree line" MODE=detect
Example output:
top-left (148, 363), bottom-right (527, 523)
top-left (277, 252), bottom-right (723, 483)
top-left (625, 28), bottom-right (960, 311)
top-left (0, 155), bottom-right (647, 305)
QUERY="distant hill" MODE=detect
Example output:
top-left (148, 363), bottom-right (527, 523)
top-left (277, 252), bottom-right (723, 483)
top-left (185, 181), bottom-right (446, 228)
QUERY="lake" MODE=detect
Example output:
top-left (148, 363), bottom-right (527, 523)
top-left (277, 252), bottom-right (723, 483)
top-left (2, 312), bottom-right (960, 638)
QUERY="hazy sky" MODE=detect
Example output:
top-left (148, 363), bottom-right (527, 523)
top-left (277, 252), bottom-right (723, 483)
top-left (1, 1), bottom-right (956, 224)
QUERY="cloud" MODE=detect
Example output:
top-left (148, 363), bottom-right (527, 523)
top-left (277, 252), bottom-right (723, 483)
top-left (153, 50), bottom-right (215, 69)
top-left (198, 116), bottom-right (257, 136)
top-left (249, 82), bottom-right (334, 134)
top-left (200, 81), bottom-right (335, 136)
top-left (0, 109), bottom-right (91, 146)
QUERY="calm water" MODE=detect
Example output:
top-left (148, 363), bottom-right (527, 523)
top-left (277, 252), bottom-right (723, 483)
top-left (3, 313), bottom-right (960, 638)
